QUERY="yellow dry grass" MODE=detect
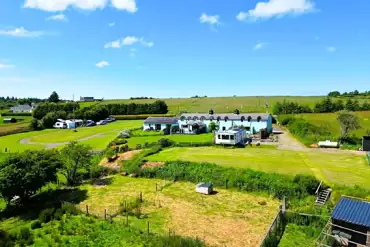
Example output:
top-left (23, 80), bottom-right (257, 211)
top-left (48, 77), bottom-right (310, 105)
top-left (78, 176), bottom-right (279, 247)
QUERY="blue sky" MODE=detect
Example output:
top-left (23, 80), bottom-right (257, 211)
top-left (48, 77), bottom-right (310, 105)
top-left (0, 0), bottom-right (369, 99)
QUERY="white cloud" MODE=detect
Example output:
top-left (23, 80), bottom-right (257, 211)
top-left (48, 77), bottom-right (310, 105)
top-left (238, 0), bottom-right (315, 21)
top-left (108, 22), bottom-right (115, 27)
top-left (236, 12), bottom-right (248, 21)
top-left (200, 13), bottom-right (220, 25)
top-left (46, 14), bottom-right (67, 21)
top-left (104, 36), bottom-right (153, 48)
top-left (96, 60), bottom-right (109, 68)
top-left (122, 36), bottom-right (139, 46)
top-left (0, 27), bottom-right (45, 38)
top-left (111, 0), bottom-right (137, 12)
top-left (24, 0), bottom-right (137, 12)
top-left (104, 39), bottom-right (121, 48)
top-left (0, 63), bottom-right (15, 69)
top-left (254, 42), bottom-right (268, 50)
top-left (140, 38), bottom-right (154, 47)
top-left (326, 46), bottom-right (336, 53)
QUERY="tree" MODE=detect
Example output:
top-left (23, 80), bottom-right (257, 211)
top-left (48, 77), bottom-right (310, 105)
top-left (29, 118), bottom-right (43, 130)
top-left (60, 142), bottom-right (93, 185)
top-left (209, 109), bottom-right (214, 115)
top-left (328, 91), bottom-right (341, 97)
top-left (234, 109), bottom-right (240, 115)
top-left (0, 150), bottom-right (62, 204)
top-left (48, 91), bottom-right (60, 103)
top-left (337, 110), bottom-right (361, 142)
top-left (208, 122), bottom-right (218, 132)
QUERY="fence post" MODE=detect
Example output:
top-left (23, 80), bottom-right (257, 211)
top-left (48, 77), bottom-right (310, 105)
top-left (139, 192), bottom-right (143, 203)
top-left (156, 183), bottom-right (158, 192)
top-left (226, 179), bottom-right (229, 189)
top-left (124, 200), bottom-right (127, 212)
top-left (282, 197), bottom-right (286, 213)
top-left (126, 212), bottom-right (129, 226)
top-left (104, 209), bottom-right (107, 220)
top-left (86, 205), bottom-right (89, 215)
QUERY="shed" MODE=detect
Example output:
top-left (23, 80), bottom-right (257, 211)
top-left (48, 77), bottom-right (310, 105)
top-left (2, 118), bottom-right (12, 124)
top-left (318, 140), bottom-right (339, 148)
top-left (363, 136), bottom-right (370, 152)
top-left (330, 197), bottom-right (370, 246)
top-left (195, 183), bottom-right (213, 195)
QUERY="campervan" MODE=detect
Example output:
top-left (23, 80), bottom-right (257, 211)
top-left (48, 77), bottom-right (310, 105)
top-left (53, 122), bottom-right (67, 129)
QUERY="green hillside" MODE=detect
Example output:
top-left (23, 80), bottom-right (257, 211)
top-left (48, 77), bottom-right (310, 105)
top-left (80, 96), bottom-right (370, 114)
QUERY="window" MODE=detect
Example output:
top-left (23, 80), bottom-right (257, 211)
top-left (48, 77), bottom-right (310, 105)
top-left (222, 135), bottom-right (229, 140)
top-left (230, 135), bottom-right (234, 140)
top-left (222, 126), bottom-right (226, 131)
top-left (182, 125), bottom-right (188, 128)
top-left (257, 116), bottom-right (262, 122)
top-left (245, 126), bottom-right (251, 131)
top-left (247, 116), bottom-right (252, 122)
top-left (218, 135), bottom-right (221, 139)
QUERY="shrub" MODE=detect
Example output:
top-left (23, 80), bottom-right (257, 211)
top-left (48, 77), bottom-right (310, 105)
top-left (158, 138), bottom-right (175, 148)
top-left (118, 130), bottom-right (131, 138)
top-left (9, 118), bottom-right (17, 123)
top-left (279, 115), bottom-right (296, 126)
top-left (112, 114), bottom-right (175, 120)
top-left (30, 220), bottom-right (42, 229)
top-left (16, 227), bottom-right (34, 245)
top-left (39, 208), bottom-right (56, 223)
top-left (29, 118), bottom-right (44, 130)
top-left (119, 144), bottom-right (129, 153)
top-left (53, 208), bottom-right (63, 220)
top-left (61, 203), bottom-right (80, 215)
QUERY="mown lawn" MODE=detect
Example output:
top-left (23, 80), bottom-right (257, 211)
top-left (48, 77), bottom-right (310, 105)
top-left (147, 147), bottom-right (370, 189)
top-left (297, 111), bottom-right (370, 138)
top-left (78, 176), bottom-right (279, 247)
top-left (30, 120), bottom-right (142, 143)
top-left (80, 96), bottom-right (370, 114)
top-left (126, 133), bottom-right (214, 148)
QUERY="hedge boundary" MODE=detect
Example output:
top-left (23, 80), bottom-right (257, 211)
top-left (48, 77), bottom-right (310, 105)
top-left (111, 114), bottom-right (176, 120)
top-left (1, 112), bottom-right (32, 117)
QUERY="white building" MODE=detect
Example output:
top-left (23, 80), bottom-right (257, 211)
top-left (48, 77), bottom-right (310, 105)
top-left (215, 129), bottom-right (246, 145)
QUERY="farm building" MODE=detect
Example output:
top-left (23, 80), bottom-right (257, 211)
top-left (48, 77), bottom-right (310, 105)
top-left (316, 197), bottom-right (370, 246)
top-left (10, 104), bottom-right (34, 113)
top-left (363, 136), bottom-right (370, 152)
top-left (215, 129), bottom-right (246, 145)
top-left (143, 117), bottom-right (179, 131)
top-left (179, 113), bottom-right (272, 134)
top-left (79, 97), bottom-right (95, 102)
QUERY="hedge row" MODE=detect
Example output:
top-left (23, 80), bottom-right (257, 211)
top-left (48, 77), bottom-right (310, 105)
top-left (1, 112), bottom-right (32, 116)
top-left (111, 114), bottom-right (176, 120)
top-left (0, 127), bottom-right (30, 137)
top-left (139, 161), bottom-right (321, 199)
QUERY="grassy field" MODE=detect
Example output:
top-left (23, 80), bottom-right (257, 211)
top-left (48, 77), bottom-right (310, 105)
top-left (278, 224), bottom-right (321, 247)
top-left (80, 96), bottom-right (370, 114)
top-left (297, 111), bottom-right (370, 138)
top-left (78, 176), bottom-right (279, 247)
top-left (0, 116), bottom-right (33, 136)
top-left (147, 147), bottom-right (370, 189)
top-left (126, 133), bottom-right (214, 148)
top-left (0, 120), bottom-right (142, 152)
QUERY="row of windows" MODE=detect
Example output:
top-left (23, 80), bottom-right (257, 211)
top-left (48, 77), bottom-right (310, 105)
top-left (180, 117), bottom-right (262, 122)
top-left (217, 134), bottom-right (235, 140)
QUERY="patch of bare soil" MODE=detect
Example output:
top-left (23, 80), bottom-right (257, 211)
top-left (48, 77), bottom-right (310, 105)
top-left (99, 150), bottom-right (141, 169)
top-left (141, 162), bottom-right (165, 169)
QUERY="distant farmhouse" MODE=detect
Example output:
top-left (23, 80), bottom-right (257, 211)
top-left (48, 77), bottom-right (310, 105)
top-left (79, 97), bottom-right (103, 102)
top-left (10, 103), bottom-right (37, 113)
top-left (178, 113), bottom-right (272, 134)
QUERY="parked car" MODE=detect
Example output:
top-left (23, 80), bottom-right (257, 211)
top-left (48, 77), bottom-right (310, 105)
top-left (86, 120), bottom-right (96, 127)
top-left (53, 122), bottom-right (67, 129)
top-left (105, 117), bottom-right (116, 122)
top-left (97, 120), bottom-right (107, 125)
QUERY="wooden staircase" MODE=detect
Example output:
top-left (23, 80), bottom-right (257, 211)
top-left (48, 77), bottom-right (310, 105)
top-left (315, 188), bottom-right (332, 206)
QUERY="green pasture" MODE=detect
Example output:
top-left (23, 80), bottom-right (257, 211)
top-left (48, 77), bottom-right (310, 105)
top-left (297, 111), bottom-right (370, 138)
top-left (278, 224), bottom-right (321, 247)
top-left (0, 120), bottom-right (142, 152)
top-left (126, 133), bottom-right (214, 148)
top-left (80, 96), bottom-right (370, 114)
top-left (147, 147), bottom-right (370, 189)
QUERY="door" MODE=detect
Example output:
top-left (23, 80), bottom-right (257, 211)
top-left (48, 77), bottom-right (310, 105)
top-left (155, 124), bottom-right (161, 131)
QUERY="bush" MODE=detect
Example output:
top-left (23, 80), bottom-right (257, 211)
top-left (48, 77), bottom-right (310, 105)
top-left (158, 138), bottom-right (175, 148)
top-left (61, 203), bottom-right (80, 215)
top-left (29, 118), bottom-right (44, 130)
top-left (30, 220), bottom-right (42, 229)
top-left (39, 208), bottom-right (56, 223)
top-left (119, 144), bottom-right (129, 153)
top-left (1, 112), bottom-right (32, 116)
top-left (16, 227), bottom-right (34, 245)
top-left (118, 130), bottom-right (131, 138)
top-left (9, 118), bottom-right (17, 123)
top-left (112, 114), bottom-right (175, 120)
top-left (279, 115), bottom-right (296, 126)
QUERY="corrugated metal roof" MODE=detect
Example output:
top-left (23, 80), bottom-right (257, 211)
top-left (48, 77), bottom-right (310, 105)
top-left (331, 197), bottom-right (370, 228)
top-left (144, 117), bottom-right (179, 125)
top-left (179, 113), bottom-right (271, 121)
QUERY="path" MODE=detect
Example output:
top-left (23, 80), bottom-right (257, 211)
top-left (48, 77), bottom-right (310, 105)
top-left (20, 133), bottom-right (105, 149)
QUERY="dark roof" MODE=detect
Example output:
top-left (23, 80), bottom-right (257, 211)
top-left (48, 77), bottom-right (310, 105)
top-left (144, 117), bottom-right (179, 125)
top-left (179, 113), bottom-right (271, 121)
top-left (363, 136), bottom-right (370, 141)
top-left (331, 197), bottom-right (370, 228)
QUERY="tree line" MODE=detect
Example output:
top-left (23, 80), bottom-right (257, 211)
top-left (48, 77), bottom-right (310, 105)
top-left (328, 90), bottom-right (370, 97)
top-left (31, 100), bottom-right (168, 129)
top-left (273, 98), bottom-right (370, 115)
